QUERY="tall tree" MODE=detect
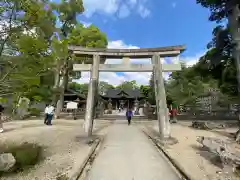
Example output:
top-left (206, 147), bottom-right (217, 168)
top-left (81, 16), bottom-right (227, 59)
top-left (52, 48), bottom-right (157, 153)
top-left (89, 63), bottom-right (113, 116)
top-left (197, 0), bottom-right (240, 142)
top-left (48, 0), bottom-right (84, 106)
top-left (51, 23), bottom-right (108, 115)
top-left (196, 0), bottom-right (240, 97)
top-left (0, 0), bottom-right (56, 101)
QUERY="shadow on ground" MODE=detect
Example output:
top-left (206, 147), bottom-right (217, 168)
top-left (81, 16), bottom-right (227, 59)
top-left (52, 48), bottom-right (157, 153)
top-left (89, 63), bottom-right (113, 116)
top-left (191, 144), bottom-right (223, 168)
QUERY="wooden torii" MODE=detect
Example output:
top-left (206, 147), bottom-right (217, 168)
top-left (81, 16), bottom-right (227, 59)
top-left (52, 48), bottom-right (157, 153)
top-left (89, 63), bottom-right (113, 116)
top-left (69, 45), bottom-right (186, 139)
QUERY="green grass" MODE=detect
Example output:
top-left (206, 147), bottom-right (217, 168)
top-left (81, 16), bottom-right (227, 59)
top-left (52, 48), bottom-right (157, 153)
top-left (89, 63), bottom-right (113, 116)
top-left (0, 142), bottom-right (44, 176)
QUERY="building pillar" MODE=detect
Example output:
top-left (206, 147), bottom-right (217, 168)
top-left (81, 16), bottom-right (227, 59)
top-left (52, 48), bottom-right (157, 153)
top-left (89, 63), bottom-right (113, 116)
top-left (151, 54), bottom-right (170, 139)
top-left (84, 54), bottom-right (100, 137)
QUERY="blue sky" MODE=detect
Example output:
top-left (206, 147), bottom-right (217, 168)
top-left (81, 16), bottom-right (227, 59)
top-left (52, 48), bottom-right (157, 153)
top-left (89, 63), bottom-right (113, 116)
top-left (68, 0), bottom-right (216, 85)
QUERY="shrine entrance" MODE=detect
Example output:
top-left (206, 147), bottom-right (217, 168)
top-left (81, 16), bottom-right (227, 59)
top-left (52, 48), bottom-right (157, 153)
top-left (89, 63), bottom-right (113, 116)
top-left (100, 88), bottom-right (145, 116)
top-left (69, 45), bottom-right (186, 138)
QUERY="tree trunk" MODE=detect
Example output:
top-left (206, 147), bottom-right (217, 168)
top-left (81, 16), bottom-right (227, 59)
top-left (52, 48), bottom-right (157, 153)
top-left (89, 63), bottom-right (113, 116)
top-left (59, 68), bottom-right (69, 106)
top-left (228, 2), bottom-right (240, 143)
top-left (52, 63), bottom-right (61, 105)
top-left (55, 66), bottom-right (69, 119)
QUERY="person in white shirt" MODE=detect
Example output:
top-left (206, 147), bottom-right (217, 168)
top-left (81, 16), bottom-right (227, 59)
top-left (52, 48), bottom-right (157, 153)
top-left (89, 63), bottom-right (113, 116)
top-left (44, 104), bottom-right (49, 124)
top-left (45, 104), bottom-right (55, 125)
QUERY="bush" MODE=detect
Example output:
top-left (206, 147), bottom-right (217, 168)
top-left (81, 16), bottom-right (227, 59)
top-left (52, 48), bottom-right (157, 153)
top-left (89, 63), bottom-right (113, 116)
top-left (0, 142), bottom-right (44, 175)
top-left (28, 108), bottom-right (41, 116)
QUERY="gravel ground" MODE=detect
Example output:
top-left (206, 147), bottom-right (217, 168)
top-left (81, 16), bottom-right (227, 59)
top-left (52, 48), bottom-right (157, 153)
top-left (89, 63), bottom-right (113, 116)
top-left (149, 121), bottom-right (240, 180)
top-left (0, 119), bottom-right (111, 180)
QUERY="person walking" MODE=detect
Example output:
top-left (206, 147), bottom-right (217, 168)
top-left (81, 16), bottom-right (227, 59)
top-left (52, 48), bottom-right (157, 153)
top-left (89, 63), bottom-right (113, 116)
top-left (44, 104), bottom-right (49, 124)
top-left (46, 104), bottom-right (54, 125)
top-left (126, 108), bottom-right (133, 125)
top-left (0, 104), bottom-right (4, 133)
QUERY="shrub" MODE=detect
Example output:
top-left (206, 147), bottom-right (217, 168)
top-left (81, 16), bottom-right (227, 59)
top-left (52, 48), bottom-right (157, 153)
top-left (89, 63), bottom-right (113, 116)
top-left (28, 108), bottom-right (41, 116)
top-left (0, 142), bottom-right (44, 175)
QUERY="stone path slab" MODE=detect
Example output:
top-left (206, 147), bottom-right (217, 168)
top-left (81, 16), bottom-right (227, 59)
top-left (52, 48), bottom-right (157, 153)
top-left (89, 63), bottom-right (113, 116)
top-left (86, 122), bottom-right (181, 180)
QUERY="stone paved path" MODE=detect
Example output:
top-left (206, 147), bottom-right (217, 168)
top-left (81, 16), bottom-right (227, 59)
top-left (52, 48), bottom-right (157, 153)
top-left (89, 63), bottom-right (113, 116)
top-left (86, 121), bottom-right (181, 180)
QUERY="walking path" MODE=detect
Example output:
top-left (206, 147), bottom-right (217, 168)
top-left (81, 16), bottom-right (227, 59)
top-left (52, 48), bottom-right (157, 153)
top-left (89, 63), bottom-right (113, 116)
top-left (86, 121), bottom-right (181, 180)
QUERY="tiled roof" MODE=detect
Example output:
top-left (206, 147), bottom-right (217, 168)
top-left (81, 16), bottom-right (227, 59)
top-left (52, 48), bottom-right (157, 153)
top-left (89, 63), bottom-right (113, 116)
top-left (102, 89), bottom-right (144, 98)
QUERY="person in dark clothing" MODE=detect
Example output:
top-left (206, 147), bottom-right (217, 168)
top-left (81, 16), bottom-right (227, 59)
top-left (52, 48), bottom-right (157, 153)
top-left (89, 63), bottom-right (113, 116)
top-left (126, 108), bottom-right (133, 125)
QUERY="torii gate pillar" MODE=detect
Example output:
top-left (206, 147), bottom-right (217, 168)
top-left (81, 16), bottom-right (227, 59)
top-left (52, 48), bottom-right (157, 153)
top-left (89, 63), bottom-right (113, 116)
top-left (84, 54), bottom-right (100, 136)
top-left (152, 54), bottom-right (170, 139)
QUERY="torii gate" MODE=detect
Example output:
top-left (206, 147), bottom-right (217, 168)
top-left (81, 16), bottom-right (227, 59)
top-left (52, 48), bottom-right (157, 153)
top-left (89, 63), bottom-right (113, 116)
top-left (68, 45), bottom-right (186, 139)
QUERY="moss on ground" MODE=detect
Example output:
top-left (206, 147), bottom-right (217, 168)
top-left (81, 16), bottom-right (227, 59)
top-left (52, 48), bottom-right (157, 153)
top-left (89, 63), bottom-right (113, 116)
top-left (0, 142), bottom-right (44, 176)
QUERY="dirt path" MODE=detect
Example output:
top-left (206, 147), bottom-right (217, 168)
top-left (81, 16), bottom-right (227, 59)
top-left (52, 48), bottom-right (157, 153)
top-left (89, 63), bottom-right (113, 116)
top-left (0, 119), bottom-right (111, 180)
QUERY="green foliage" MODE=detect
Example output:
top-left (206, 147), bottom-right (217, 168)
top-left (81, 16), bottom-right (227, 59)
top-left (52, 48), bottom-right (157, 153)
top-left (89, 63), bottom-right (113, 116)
top-left (156, 62), bottom-right (220, 106)
top-left (140, 85), bottom-right (150, 98)
top-left (0, 142), bottom-right (44, 175)
top-left (0, 97), bottom-right (8, 103)
top-left (196, 0), bottom-right (230, 22)
top-left (50, 0), bottom-right (84, 38)
top-left (0, 0), bottom-right (57, 100)
top-left (116, 80), bottom-right (139, 90)
top-left (0, 0), bottom-right (108, 109)
top-left (196, 1), bottom-right (239, 98)
top-left (28, 108), bottom-right (41, 116)
top-left (148, 73), bottom-right (156, 104)
top-left (69, 24), bottom-right (108, 48)
top-left (69, 82), bottom-right (89, 96)
top-left (98, 81), bottom-right (114, 95)
top-left (69, 81), bottom-right (115, 97)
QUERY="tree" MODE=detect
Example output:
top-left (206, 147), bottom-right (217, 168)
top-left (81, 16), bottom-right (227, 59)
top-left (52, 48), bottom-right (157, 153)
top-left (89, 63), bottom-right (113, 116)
top-left (148, 73), bottom-right (155, 104)
top-left (68, 24), bottom-right (108, 48)
top-left (51, 24), bottom-right (108, 111)
top-left (43, 1), bottom-right (108, 116)
top-left (116, 80), bottom-right (139, 90)
top-left (98, 81), bottom-right (114, 95)
top-left (69, 81), bottom-right (114, 97)
top-left (196, 0), bottom-right (239, 97)
top-left (47, 0), bottom-right (85, 106)
top-left (0, 0), bottom-right (56, 100)
top-left (140, 85), bottom-right (150, 99)
top-left (197, 0), bottom-right (240, 142)
top-left (68, 82), bottom-right (89, 96)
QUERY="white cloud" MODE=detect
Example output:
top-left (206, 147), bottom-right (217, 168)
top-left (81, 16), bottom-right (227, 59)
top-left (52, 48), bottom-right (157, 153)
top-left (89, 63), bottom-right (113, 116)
top-left (74, 38), bottom-right (205, 86)
top-left (74, 40), bottom-right (175, 86)
top-left (81, 21), bottom-right (92, 28)
top-left (82, 0), bottom-right (150, 18)
top-left (138, 4), bottom-right (151, 18)
top-left (182, 52), bottom-right (205, 67)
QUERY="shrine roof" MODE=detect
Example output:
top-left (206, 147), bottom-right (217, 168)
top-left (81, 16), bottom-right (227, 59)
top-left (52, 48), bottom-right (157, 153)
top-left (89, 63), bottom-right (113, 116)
top-left (101, 89), bottom-right (144, 99)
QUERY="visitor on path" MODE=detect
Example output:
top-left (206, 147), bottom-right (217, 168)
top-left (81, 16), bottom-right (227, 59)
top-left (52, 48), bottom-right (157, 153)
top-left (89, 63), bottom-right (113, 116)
top-left (44, 104), bottom-right (49, 124)
top-left (126, 108), bottom-right (133, 125)
top-left (45, 104), bottom-right (55, 125)
top-left (169, 104), bottom-right (178, 123)
top-left (0, 104), bottom-right (4, 133)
